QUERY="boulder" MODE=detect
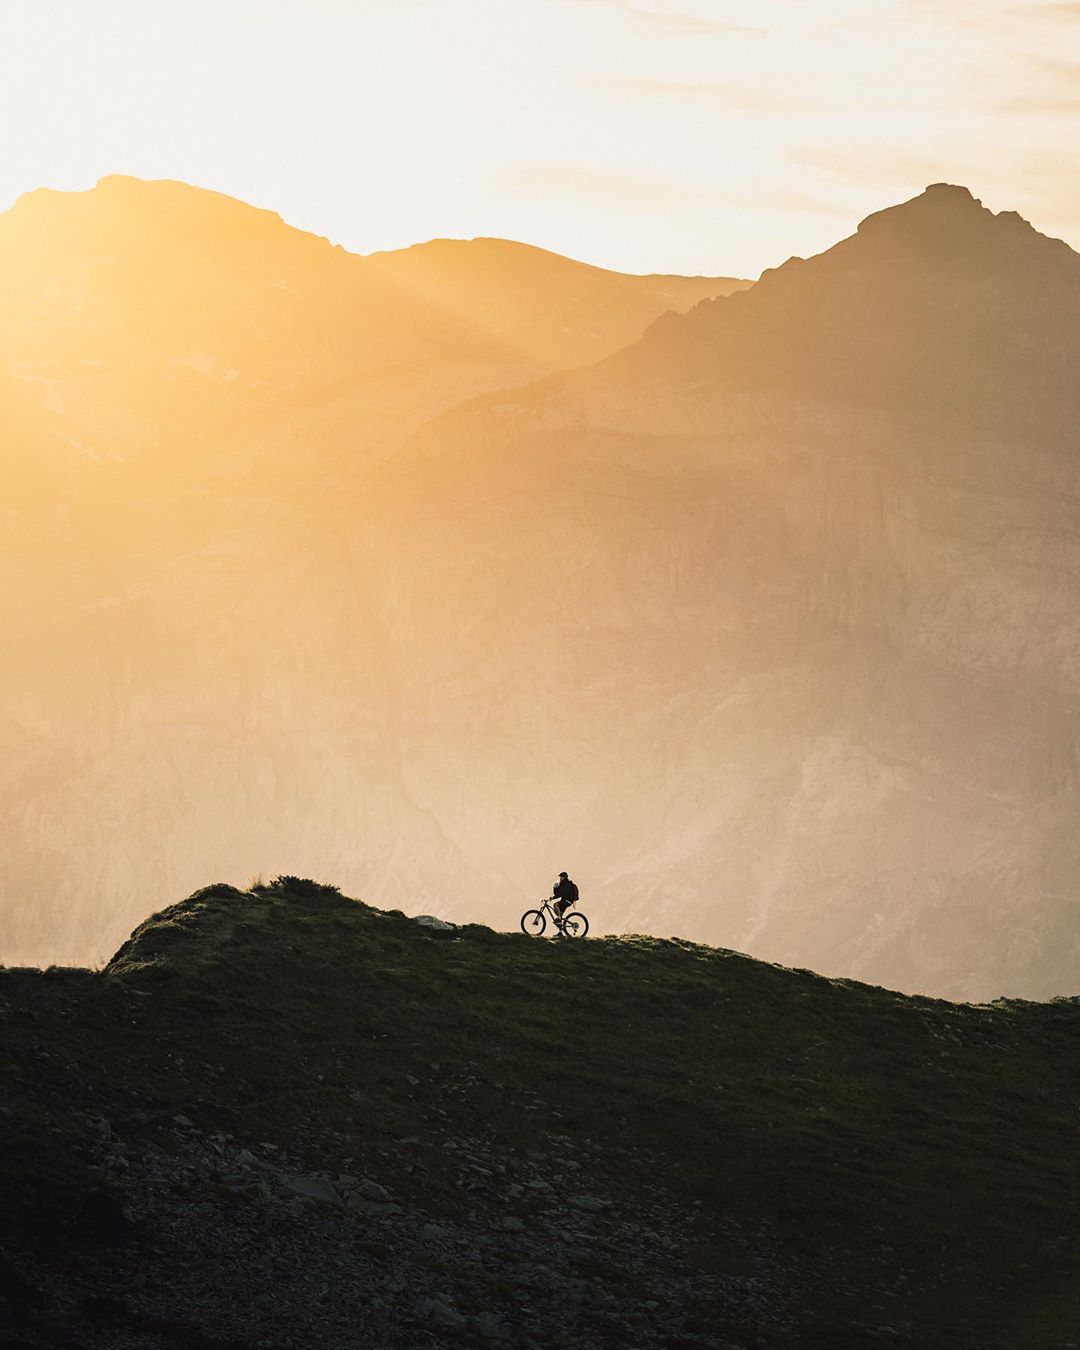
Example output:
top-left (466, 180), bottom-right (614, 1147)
top-left (281, 1175), bottom-right (340, 1205)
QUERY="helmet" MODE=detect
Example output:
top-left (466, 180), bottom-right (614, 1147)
top-left (558, 871), bottom-right (568, 879)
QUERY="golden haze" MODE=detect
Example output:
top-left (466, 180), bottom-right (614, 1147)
top-left (6, 176), bottom-right (1080, 1002)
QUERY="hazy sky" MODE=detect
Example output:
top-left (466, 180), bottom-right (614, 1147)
top-left (0, 0), bottom-right (1077, 276)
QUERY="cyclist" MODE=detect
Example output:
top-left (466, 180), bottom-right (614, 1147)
top-left (552, 871), bottom-right (579, 925)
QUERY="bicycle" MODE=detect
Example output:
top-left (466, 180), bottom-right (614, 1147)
top-left (520, 897), bottom-right (589, 939)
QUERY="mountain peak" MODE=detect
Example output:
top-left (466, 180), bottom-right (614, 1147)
top-left (859, 181), bottom-right (981, 228)
top-left (849, 182), bottom-right (1065, 264)
top-left (858, 182), bottom-right (988, 233)
top-left (3, 174), bottom-right (321, 260)
top-left (630, 184), bottom-right (1080, 439)
top-left (731, 184), bottom-right (1070, 308)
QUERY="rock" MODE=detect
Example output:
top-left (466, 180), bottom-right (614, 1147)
top-left (346, 1198), bottom-right (403, 1217)
top-left (413, 915), bottom-right (455, 930)
top-left (570, 1194), bottom-right (609, 1212)
top-left (281, 1175), bottom-right (340, 1205)
top-left (350, 1178), bottom-right (391, 1203)
top-left (172, 1115), bottom-right (193, 1129)
top-left (472, 1311), bottom-right (507, 1340)
top-left (415, 1296), bottom-right (467, 1329)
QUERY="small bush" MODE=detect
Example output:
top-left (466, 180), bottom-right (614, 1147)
top-left (457, 924), bottom-right (503, 946)
top-left (255, 876), bottom-right (342, 900)
top-left (187, 883), bottom-right (250, 904)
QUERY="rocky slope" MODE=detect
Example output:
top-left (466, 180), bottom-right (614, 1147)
top-left (2, 879), bottom-right (1079, 1349)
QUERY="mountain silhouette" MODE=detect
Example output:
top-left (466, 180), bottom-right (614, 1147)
top-left (623, 182), bottom-right (1080, 437)
top-left (365, 234), bottom-right (747, 370)
top-left (0, 175), bottom-right (747, 493)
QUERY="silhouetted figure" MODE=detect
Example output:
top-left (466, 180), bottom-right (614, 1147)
top-left (552, 871), bottom-right (579, 923)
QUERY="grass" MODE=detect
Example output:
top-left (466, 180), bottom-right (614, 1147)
top-left (2, 877), bottom-right (1079, 1348)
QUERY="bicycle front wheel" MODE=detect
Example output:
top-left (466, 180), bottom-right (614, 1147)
top-left (520, 909), bottom-right (547, 937)
top-left (562, 912), bottom-right (589, 939)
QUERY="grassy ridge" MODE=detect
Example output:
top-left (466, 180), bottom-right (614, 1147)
top-left (3, 879), bottom-right (1079, 1347)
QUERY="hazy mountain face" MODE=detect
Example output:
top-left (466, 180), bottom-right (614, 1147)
top-left (0, 175), bottom-right (747, 970)
top-left (0, 175), bottom-right (749, 486)
top-left (367, 185), bottom-right (1080, 1000)
top-left (6, 176), bottom-right (1080, 999)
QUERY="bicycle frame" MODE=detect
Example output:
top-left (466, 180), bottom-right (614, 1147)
top-left (521, 897), bottom-right (586, 940)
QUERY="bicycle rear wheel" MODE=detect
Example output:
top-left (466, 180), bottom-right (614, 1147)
top-left (562, 911), bottom-right (589, 939)
top-left (520, 909), bottom-right (547, 937)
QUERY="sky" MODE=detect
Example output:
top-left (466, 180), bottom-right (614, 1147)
top-left (0, 0), bottom-right (1077, 277)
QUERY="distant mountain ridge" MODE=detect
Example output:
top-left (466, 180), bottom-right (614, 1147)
top-left (0, 173), bottom-right (748, 388)
top-left (0, 175), bottom-right (748, 493)
top-left (365, 234), bottom-right (750, 370)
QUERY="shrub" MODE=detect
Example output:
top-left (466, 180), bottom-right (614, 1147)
top-left (256, 876), bottom-right (342, 900)
top-left (187, 883), bottom-right (250, 904)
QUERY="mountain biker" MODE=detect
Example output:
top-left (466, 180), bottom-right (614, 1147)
top-left (552, 872), bottom-right (579, 924)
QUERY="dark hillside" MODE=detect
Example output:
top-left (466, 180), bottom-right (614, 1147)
top-left (2, 880), bottom-right (1079, 1348)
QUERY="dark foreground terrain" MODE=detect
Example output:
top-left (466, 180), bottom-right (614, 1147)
top-left (2, 879), bottom-right (1079, 1349)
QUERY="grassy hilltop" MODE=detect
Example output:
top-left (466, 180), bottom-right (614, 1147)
top-left (2, 879), bottom-right (1079, 1349)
